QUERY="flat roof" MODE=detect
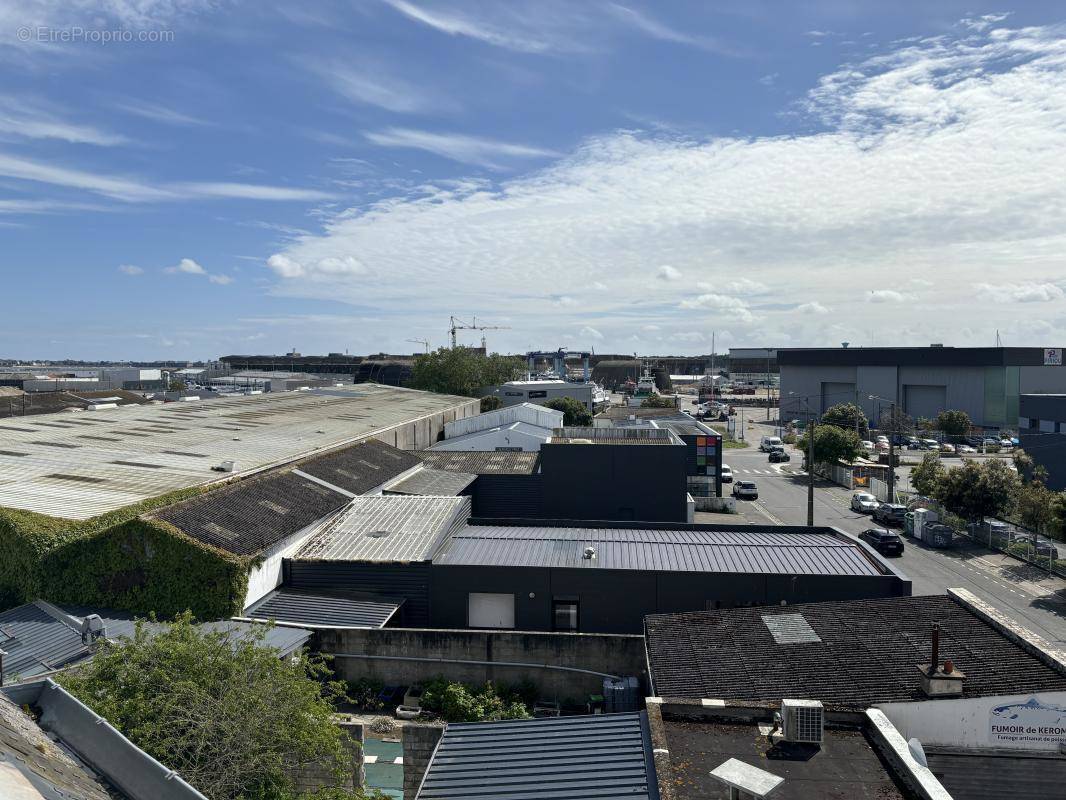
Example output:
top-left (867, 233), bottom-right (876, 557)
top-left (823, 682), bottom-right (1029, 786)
top-left (296, 495), bottom-right (470, 562)
top-left (645, 594), bottom-right (1066, 707)
top-left (434, 524), bottom-right (886, 575)
top-left (241, 588), bottom-right (402, 629)
top-left (418, 450), bottom-right (540, 475)
top-left (415, 713), bottom-right (658, 800)
top-left (659, 714), bottom-right (912, 800)
top-left (0, 384), bottom-right (472, 519)
top-left (778, 346), bottom-right (1052, 368)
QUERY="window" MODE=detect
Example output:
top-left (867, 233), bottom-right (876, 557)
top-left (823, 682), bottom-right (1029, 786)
top-left (553, 598), bottom-right (579, 631)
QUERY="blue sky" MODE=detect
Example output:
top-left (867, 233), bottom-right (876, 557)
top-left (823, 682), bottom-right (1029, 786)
top-left (2, 2), bottom-right (1065, 360)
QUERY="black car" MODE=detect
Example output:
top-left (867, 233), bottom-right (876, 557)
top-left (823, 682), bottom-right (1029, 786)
top-left (859, 528), bottom-right (904, 556)
top-left (768, 447), bottom-right (791, 463)
top-left (872, 503), bottom-right (906, 526)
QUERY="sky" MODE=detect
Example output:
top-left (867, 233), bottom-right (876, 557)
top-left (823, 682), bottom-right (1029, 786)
top-left (1, 1), bottom-right (1065, 361)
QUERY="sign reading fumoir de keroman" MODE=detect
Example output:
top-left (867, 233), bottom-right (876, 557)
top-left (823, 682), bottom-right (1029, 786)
top-left (990, 697), bottom-right (1066, 745)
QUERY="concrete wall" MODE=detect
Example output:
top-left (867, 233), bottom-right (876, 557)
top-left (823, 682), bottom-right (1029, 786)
top-left (314, 626), bottom-right (648, 700)
top-left (373, 398), bottom-right (480, 450)
top-left (877, 692), bottom-right (1066, 752)
top-left (402, 723), bottom-right (444, 798)
top-left (290, 720), bottom-right (364, 795)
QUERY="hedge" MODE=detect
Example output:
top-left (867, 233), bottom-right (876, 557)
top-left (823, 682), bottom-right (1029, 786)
top-left (0, 484), bottom-right (249, 618)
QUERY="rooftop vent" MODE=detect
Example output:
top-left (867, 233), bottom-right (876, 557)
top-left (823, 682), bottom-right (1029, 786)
top-left (918, 622), bottom-right (965, 697)
top-left (781, 699), bottom-right (824, 745)
top-left (80, 614), bottom-right (106, 644)
top-left (762, 613), bottom-right (821, 645)
top-left (366, 530), bottom-right (391, 539)
top-left (583, 546), bottom-right (596, 560)
top-left (709, 758), bottom-right (784, 799)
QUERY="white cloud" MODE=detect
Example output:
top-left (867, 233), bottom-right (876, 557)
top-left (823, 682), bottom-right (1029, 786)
top-left (178, 182), bottom-right (335, 201)
top-left (112, 100), bottom-right (211, 127)
top-left (0, 95), bottom-right (127, 145)
top-left (579, 325), bottom-right (604, 340)
top-left (166, 258), bottom-right (206, 275)
top-left (267, 254), bottom-right (368, 280)
top-left (552, 295), bottom-right (578, 307)
top-left (909, 278), bottom-right (934, 288)
top-left (977, 282), bottom-right (1065, 303)
top-left (117, 264), bottom-right (143, 276)
top-left (365, 128), bottom-right (559, 168)
top-left (672, 331), bottom-right (706, 342)
top-left (657, 265), bottom-right (682, 281)
top-left (641, 324), bottom-right (661, 332)
top-left (604, 4), bottom-right (738, 55)
top-left (698, 277), bottom-right (768, 296)
top-left (208, 273), bottom-right (234, 285)
top-left (797, 301), bottom-right (830, 314)
top-left (262, 20), bottom-right (1066, 350)
top-left (759, 73), bottom-right (778, 86)
top-left (867, 290), bottom-right (906, 303)
top-left (303, 58), bottom-right (444, 113)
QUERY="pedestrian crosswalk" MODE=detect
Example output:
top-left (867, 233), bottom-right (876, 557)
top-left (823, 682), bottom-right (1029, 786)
top-left (732, 468), bottom-right (780, 475)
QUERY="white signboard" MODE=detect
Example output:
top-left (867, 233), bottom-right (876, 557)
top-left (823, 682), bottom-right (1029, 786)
top-left (990, 697), bottom-right (1066, 746)
top-left (1044, 348), bottom-right (1062, 366)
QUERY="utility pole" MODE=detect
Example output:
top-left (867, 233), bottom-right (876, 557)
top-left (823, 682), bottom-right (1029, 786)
top-left (765, 348), bottom-right (771, 421)
top-left (807, 412), bottom-right (816, 526)
top-left (870, 394), bottom-right (897, 503)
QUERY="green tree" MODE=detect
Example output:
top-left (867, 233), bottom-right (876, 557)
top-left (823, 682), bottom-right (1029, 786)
top-left (479, 395), bottom-right (502, 412)
top-left (910, 452), bottom-right (947, 498)
top-left (1014, 480), bottom-right (1057, 534)
top-left (1051, 493), bottom-right (1066, 539)
top-left (935, 409), bottom-right (972, 438)
top-left (169, 379), bottom-right (187, 391)
top-left (798, 424), bottom-right (862, 466)
top-left (820, 403), bottom-right (868, 436)
top-left (1012, 449), bottom-right (1049, 484)
top-left (60, 614), bottom-right (354, 800)
top-left (544, 396), bottom-right (592, 426)
top-left (640, 394), bottom-right (677, 409)
top-left (409, 347), bottom-right (523, 397)
top-left (935, 459), bottom-right (1019, 522)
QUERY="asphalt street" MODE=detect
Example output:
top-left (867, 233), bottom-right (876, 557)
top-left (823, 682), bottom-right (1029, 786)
top-left (720, 419), bottom-right (1066, 647)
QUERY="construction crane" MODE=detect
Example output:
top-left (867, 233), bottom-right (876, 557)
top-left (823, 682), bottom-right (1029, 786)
top-left (406, 338), bottom-right (430, 353)
top-left (448, 315), bottom-right (511, 349)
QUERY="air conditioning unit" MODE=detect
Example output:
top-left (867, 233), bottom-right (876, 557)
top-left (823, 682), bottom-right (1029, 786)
top-left (781, 699), bottom-right (823, 745)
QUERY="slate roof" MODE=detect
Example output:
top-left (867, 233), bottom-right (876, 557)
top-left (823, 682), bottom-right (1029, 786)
top-left (384, 467), bottom-right (476, 496)
top-left (0, 601), bottom-right (310, 683)
top-left (241, 588), bottom-right (402, 628)
top-left (296, 437), bottom-right (421, 495)
top-left (151, 438), bottom-right (419, 556)
top-left (0, 691), bottom-right (115, 800)
top-left (416, 713), bottom-right (658, 800)
top-left (152, 471), bottom-right (350, 556)
top-left (434, 526), bottom-right (885, 575)
top-left (418, 450), bottom-right (540, 475)
top-left (645, 594), bottom-right (1066, 708)
top-left (297, 495), bottom-right (471, 562)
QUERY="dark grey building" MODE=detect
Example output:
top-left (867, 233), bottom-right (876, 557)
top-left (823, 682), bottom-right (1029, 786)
top-left (1019, 393), bottom-right (1066, 490)
top-left (779, 346), bottom-right (1066, 430)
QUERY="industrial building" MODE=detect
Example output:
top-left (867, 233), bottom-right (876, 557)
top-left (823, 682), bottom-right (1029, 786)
top-left (779, 346), bottom-right (1066, 430)
top-left (481, 379), bottom-right (594, 411)
top-left (276, 496), bottom-right (911, 634)
top-left (1019, 394), bottom-right (1066, 490)
top-left (727, 347), bottom-right (778, 385)
top-left (431, 402), bottom-right (563, 451)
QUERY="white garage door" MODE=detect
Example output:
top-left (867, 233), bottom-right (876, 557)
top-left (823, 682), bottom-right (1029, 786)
top-left (468, 593), bottom-right (515, 628)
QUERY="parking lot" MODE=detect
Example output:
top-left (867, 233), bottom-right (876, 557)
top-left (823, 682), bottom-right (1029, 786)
top-left (709, 415), bottom-right (1066, 647)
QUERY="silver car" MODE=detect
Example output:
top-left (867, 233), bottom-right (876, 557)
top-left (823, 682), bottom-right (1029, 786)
top-left (851, 492), bottom-right (879, 514)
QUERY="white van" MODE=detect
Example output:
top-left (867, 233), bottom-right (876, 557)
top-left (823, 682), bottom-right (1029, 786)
top-left (759, 435), bottom-right (782, 452)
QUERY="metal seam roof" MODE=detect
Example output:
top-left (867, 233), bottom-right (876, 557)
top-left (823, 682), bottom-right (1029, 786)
top-left (241, 588), bottom-right (402, 628)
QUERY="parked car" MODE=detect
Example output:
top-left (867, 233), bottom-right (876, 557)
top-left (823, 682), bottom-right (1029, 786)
top-left (732, 480), bottom-right (758, 500)
top-left (982, 438), bottom-right (998, 447)
top-left (999, 438), bottom-right (1014, 448)
top-left (957, 444), bottom-right (976, 454)
top-left (720, 464), bottom-right (733, 483)
top-left (851, 492), bottom-right (880, 514)
top-left (906, 437), bottom-right (921, 449)
top-left (860, 440), bottom-right (875, 451)
top-left (875, 441), bottom-right (889, 452)
top-left (873, 503), bottom-right (906, 526)
top-left (860, 528), bottom-right (905, 557)
top-left (768, 447), bottom-right (791, 463)
top-left (920, 438), bottom-right (940, 450)
top-left (939, 442), bottom-right (956, 453)
top-left (759, 435), bottom-right (783, 452)
top-left (876, 435), bottom-right (889, 444)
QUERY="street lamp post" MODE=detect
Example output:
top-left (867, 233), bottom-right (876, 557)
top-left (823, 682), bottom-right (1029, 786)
top-left (869, 394), bottom-right (897, 503)
top-left (790, 392), bottom-right (816, 526)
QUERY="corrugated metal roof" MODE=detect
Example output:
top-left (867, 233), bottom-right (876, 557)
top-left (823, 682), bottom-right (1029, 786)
top-left (0, 385), bottom-right (475, 519)
top-left (384, 468), bottom-right (476, 497)
top-left (241, 588), bottom-right (402, 628)
top-left (434, 526), bottom-right (882, 575)
top-left (0, 601), bottom-right (310, 683)
top-left (417, 712), bottom-right (657, 800)
top-left (418, 450), bottom-right (540, 474)
top-left (443, 403), bottom-right (563, 438)
top-left (296, 495), bottom-right (471, 562)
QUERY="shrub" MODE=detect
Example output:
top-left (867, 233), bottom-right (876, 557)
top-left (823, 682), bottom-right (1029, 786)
top-left (348, 678), bottom-right (385, 711)
top-left (420, 677), bottom-right (531, 723)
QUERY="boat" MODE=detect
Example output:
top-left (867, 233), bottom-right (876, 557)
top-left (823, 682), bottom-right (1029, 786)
top-left (633, 364), bottom-right (658, 398)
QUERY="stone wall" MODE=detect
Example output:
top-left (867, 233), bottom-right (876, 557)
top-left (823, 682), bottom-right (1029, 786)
top-left (315, 626), bottom-right (648, 700)
top-left (402, 722), bottom-right (445, 797)
top-left (290, 719), bottom-right (364, 795)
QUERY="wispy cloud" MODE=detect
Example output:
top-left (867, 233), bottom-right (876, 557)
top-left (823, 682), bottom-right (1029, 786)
top-left (178, 182), bottom-right (335, 201)
top-left (303, 58), bottom-right (445, 113)
top-left (365, 128), bottom-right (559, 168)
top-left (605, 4), bottom-right (741, 55)
top-left (382, 0), bottom-right (560, 53)
top-left (164, 257), bottom-right (234, 285)
top-left (0, 95), bottom-right (127, 145)
top-left (117, 264), bottom-right (144, 276)
top-left (656, 265), bottom-right (682, 281)
top-left (977, 282), bottom-right (1064, 303)
top-left (112, 100), bottom-right (212, 127)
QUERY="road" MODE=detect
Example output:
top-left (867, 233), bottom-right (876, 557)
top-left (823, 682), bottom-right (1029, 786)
top-left (719, 421), bottom-right (1066, 647)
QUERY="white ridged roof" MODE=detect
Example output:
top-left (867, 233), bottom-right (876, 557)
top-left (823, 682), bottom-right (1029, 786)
top-left (0, 385), bottom-right (474, 519)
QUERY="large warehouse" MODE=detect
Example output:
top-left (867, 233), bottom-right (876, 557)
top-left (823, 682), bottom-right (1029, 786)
top-left (779, 346), bottom-right (1066, 430)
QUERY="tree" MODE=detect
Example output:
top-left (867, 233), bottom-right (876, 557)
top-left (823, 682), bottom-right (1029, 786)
top-left (1014, 480), bottom-right (1057, 534)
top-left (480, 395), bottom-right (502, 413)
top-left (544, 396), bottom-right (592, 426)
top-left (1013, 449), bottom-right (1049, 484)
top-left (910, 452), bottom-right (947, 498)
top-left (59, 614), bottom-right (356, 800)
top-left (169, 379), bottom-right (187, 391)
top-left (798, 424), bottom-right (862, 466)
top-left (936, 409), bottom-right (972, 438)
top-left (409, 347), bottom-right (524, 397)
top-left (820, 403), bottom-right (868, 436)
top-left (935, 458), bottom-right (1019, 522)
top-left (640, 394), bottom-right (677, 409)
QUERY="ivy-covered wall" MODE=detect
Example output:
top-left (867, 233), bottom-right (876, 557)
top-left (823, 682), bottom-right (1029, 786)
top-left (0, 485), bottom-right (249, 618)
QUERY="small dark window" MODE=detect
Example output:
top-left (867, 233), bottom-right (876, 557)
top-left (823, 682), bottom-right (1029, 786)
top-left (553, 599), bottom-right (579, 632)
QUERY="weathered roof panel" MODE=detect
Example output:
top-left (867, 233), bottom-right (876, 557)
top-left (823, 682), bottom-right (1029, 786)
top-left (384, 468), bottom-right (476, 497)
top-left (241, 588), bottom-right (402, 628)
